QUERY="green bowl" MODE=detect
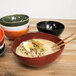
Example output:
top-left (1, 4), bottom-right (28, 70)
top-left (0, 14), bottom-right (29, 27)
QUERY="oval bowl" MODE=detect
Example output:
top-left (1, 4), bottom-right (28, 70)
top-left (1, 24), bottom-right (30, 40)
top-left (0, 14), bottom-right (29, 26)
top-left (37, 21), bottom-right (65, 36)
top-left (12, 32), bottom-right (65, 67)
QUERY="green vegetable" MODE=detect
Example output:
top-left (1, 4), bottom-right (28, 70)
top-left (40, 47), bottom-right (44, 51)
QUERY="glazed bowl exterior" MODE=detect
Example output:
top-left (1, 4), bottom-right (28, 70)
top-left (0, 44), bottom-right (5, 56)
top-left (0, 27), bottom-right (5, 56)
top-left (37, 21), bottom-right (65, 36)
top-left (12, 32), bottom-right (65, 67)
top-left (1, 23), bottom-right (30, 40)
top-left (0, 27), bottom-right (4, 46)
top-left (0, 14), bottom-right (29, 26)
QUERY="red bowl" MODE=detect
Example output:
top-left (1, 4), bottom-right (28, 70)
top-left (12, 32), bottom-right (65, 67)
top-left (0, 27), bottom-right (4, 46)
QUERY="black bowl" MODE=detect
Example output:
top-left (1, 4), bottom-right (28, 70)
top-left (37, 21), bottom-right (65, 36)
top-left (0, 44), bottom-right (5, 56)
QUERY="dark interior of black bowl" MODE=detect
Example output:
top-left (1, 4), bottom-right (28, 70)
top-left (37, 21), bottom-right (65, 36)
top-left (0, 14), bottom-right (29, 26)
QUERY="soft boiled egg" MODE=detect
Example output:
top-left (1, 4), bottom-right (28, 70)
top-left (23, 42), bottom-right (31, 52)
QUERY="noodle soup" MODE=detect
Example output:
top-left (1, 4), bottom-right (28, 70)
top-left (16, 39), bottom-right (60, 57)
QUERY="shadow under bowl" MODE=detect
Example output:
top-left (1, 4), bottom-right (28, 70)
top-left (12, 32), bottom-right (65, 67)
top-left (37, 21), bottom-right (65, 36)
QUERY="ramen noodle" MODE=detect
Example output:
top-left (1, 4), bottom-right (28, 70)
top-left (16, 39), bottom-right (60, 57)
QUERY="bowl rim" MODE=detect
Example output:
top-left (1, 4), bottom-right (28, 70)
top-left (37, 21), bottom-right (65, 31)
top-left (3, 25), bottom-right (30, 32)
top-left (1, 23), bottom-right (29, 31)
top-left (0, 27), bottom-right (4, 43)
top-left (12, 32), bottom-right (65, 59)
top-left (0, 22), bottom-right (29, 27)
top-left (0, 14), bottom-right (29, 24)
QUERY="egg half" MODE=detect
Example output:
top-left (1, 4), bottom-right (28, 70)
top-left (23, 42), bottom-right (31, 52)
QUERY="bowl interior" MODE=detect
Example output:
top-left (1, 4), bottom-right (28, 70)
top-left (0, 14), bottom-right (29, 23)
top-left (37, 21), bottom-right (65, 31)
top-left (12, 32), bottom-right (64, 57)
top-left (0, 28), bottom-right (4, 42)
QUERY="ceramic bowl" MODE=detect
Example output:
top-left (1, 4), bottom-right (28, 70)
top-left (12, 32), bottom-right (65, 67)
top-left (0, 14), bottom-right (29, 26)
top-left (0, 44), bottom-right (5, 56)
top-left (0, 27), bottom-right (5, 56)
top-left (0, 14), bottom-right (30, 40)
top-left (1, 23), bottom-right (30, 40)
top-left (37, 21), bottom-right (65, 36)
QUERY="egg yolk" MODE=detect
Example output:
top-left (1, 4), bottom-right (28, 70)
top-left (26, 43), bottom-right (30, 50)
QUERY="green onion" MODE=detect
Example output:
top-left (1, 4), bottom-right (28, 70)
top-left (40, 47), bottom-right (44, 51)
